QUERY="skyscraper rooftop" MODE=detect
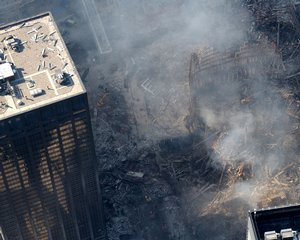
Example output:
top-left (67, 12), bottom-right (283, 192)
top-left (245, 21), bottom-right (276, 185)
top-left (0, 12), bottom-right (85, 121)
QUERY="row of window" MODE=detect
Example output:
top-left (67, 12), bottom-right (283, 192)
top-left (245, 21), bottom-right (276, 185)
top-left (0, 101), bottom-right (102, 239)
top-left (0, 94), bottom-right (88, 136)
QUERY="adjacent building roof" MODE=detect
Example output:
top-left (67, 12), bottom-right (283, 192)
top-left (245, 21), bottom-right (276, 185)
top-left (0, 12), bottom-right (85, 121)
top-left (248, 205), bottom-right (300, 240)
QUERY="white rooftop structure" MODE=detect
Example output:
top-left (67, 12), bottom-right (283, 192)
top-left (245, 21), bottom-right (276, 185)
top-left (0, 62), bottom-right (14, 79)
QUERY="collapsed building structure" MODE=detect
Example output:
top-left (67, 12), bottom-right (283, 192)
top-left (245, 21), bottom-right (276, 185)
top-left (189, 39), bottom-right (283, 133)
top-left (187, 39), bottom-right (289, 211)
top-left (186, 2), bottom-right (300, 239)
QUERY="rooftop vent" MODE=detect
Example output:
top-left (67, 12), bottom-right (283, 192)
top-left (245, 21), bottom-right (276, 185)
top-left (55, 69), bottom-right (69, 86)
top-left (264, 231), bottom-right (279, 240)
top-left (26, 79), bottom-right (35, 89)
top-left (29, 88), bottom-right (44, 98)
top-left (16, 100), bottom-right (24, 106)
top-left (281, 228), bottom-right (298, 240)
top-left (4, 35), bottom-right (21, 52)
top-left (264, 229), bottom-right (299, 240)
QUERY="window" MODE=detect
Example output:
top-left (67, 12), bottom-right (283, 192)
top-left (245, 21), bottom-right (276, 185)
top-left (56, 100), bottom-right (71, 116)
top-left (0, 121), bottom-right (6, 136)
top-left (41, 105), bottom-right (56, 121)
top-left (72, 95), bottom-right (86, 111)
top-left (8, 117), bottom-right (23, 133)
top-left (24, 110), bottom-right (39, 128)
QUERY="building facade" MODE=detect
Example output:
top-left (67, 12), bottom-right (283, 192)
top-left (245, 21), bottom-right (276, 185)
top-left (0, 13), bottom-right (106, 240)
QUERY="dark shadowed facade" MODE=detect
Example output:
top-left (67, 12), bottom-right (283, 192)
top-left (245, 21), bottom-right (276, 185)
top-left (0, 13), bottom-right (106, 240)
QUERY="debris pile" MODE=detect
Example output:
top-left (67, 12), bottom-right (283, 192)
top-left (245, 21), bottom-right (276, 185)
top-left (186, 0), bottom-right (300, 223)
top-left (76, 0), bottom-right (300, 239)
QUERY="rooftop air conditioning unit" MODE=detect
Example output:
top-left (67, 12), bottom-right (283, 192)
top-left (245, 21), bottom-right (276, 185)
top-left (264, 231), bottom-right (279, 240)
top-left (280, 228), bottom-right (298, 240)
